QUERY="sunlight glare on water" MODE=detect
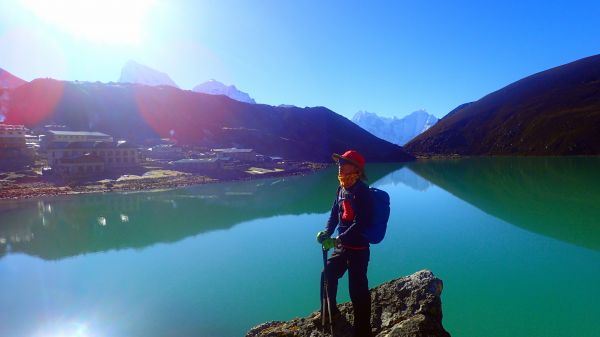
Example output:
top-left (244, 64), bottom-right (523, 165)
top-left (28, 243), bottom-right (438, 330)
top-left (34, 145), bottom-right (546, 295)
top-left (33, 321), bottom-right (95, 337)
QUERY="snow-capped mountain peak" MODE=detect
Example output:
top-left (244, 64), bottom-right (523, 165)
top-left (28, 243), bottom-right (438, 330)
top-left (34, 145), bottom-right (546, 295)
top-left (118, 60), bottom-right (179, 88)
top-left (352, 109), bottom-right (438, 145)
top-left (192, 79), bottom-right (256, 104)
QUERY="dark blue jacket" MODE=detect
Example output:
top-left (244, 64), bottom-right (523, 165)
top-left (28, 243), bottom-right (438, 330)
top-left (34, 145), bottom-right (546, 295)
top-left (325, 180), bottom-right (373, 248)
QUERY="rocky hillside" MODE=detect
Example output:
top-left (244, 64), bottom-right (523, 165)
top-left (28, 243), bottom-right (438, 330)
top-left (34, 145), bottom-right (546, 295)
top-left (246, 270), bottom-right (450, 337)
top-left (2, 79), bottom-right (413, 162)
top-left (405, 54), bottom-right (600, 155)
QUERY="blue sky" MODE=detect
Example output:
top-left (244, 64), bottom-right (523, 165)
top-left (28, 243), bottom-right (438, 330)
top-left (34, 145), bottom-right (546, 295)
top-left (1, 0), bottom-right (599, 119)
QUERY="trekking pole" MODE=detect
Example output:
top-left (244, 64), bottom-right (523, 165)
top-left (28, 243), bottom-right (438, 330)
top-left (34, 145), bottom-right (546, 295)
top-left (321, 259), bottom-right (326, 333)
top-left (322, 248), bottom-right (334, 336)
top-left (321, 248), bottom-right (327, 331)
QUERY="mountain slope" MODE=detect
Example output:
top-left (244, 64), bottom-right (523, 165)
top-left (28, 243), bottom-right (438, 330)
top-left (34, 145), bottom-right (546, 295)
top-left (193, 80), bottom-right (256, 104)
top-left (0, 68), bottom-right (26, 89)
top-left (352, 110), bottom-right (438, 145)
top-left (118, 60), bottom-right (179, 88)
top-left (405, 54), bottom-right (600, 155)
top-left (3, 79), bottom-right (413, 162)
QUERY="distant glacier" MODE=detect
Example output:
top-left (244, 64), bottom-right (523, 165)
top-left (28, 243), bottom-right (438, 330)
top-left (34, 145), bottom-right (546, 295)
top-left (352, 110), bottom-right (438, 146)
top-left (193, 79), bottom-right (256, 104)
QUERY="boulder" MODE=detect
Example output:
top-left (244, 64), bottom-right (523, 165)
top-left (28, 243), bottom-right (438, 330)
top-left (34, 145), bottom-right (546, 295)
top-left (246, 270), bottom-right (451, 337)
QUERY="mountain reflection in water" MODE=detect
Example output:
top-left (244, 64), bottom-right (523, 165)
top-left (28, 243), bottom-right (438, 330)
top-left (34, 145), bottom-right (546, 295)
top-left (407, 157), bottom-right (600, 251)
top-left (0, 164), bottom-right (404, 260)
top-left (2, 158), bottom-right (596, 260)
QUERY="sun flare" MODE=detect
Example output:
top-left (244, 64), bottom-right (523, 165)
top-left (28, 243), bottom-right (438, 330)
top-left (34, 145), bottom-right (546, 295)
top-left (20, 0), bottom-right (156, 45)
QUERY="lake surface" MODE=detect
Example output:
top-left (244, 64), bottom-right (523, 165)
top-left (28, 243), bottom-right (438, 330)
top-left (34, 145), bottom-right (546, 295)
top-left (1, 157), bottom-right (599, 337)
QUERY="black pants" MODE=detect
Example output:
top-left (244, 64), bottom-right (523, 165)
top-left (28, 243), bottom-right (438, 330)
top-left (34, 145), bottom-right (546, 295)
top-left (321, 246), bottom-right (371, 337)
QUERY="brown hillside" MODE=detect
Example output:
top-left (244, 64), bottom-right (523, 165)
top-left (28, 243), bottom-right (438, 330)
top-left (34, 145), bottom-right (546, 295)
top-left (405, 54), bottom-right (600, 155)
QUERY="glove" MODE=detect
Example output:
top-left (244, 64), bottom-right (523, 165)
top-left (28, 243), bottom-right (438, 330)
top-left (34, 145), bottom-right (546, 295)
top-left (322, 237), bottom-right (338, 250)
top-left (316, 230), bottom-right (330, 244)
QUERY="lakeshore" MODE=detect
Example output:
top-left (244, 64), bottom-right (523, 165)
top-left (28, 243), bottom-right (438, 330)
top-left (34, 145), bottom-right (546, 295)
top-left (0, 161), bottom-right (329, 200)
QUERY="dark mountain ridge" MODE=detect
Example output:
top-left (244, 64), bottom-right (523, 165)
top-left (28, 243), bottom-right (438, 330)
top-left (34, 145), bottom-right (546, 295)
top-left (406, 54), bottom-right (600, 155)
top-left (2, 79), bottom-right (413, 162)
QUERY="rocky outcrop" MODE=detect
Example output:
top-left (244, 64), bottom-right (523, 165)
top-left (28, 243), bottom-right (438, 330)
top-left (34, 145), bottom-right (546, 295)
top-left (246, 270), bottom-right (450, 337)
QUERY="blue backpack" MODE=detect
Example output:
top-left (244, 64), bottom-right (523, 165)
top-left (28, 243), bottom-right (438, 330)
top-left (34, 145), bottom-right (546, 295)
top-left (365, 187), bottom-right (390, 244)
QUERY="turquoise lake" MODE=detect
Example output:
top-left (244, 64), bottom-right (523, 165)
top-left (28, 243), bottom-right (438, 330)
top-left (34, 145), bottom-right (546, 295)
top-left (1, 157), bottom-right (599, 337)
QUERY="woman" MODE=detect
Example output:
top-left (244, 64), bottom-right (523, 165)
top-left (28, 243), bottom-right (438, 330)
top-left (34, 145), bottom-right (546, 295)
top-left (315, 149), bottom-right (373, 337)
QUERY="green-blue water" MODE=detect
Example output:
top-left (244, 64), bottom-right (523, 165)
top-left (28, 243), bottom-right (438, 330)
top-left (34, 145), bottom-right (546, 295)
top-left (1, 157), bottom-right (599, 337)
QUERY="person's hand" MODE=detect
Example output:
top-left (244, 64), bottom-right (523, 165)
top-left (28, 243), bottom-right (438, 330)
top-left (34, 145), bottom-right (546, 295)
top-left (316, 230), bottom-right (329, 243)
top-left (322, 237), bottom-right (337, 250)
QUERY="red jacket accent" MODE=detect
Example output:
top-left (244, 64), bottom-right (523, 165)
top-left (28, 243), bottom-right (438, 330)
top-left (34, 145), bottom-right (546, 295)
top-left (341, 199), bottom-right (355, 221)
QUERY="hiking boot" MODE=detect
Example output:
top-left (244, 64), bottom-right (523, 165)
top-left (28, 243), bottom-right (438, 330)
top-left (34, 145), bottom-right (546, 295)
top-left (311, 308), bottom-right (342, 325)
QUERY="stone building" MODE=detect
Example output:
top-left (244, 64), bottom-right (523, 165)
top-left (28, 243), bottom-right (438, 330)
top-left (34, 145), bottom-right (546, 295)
top-left (55, 153), bottom-right (105, 177)
top-left (48, 141), bottom-right (142, 175)
top-left (0, 124), bottom-right (27, 149)
top-left (0, 124), bottom-right (35, 169)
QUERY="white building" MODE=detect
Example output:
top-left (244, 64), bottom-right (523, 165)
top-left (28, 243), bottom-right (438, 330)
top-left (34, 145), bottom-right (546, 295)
top-left (145, 144), bottom-right (185, 161)
top-left (211, 148), bottom-right (257, 162)
top-left (41, 130), bottom-right (113, 150)
top-left (171, 158), bottom-right (221, 171)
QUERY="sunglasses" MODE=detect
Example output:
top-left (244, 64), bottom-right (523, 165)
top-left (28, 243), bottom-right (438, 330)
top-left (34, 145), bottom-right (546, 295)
top-left (337, 158), bottom-right (351, 165)
top-left (338, 158), bottom-right (362, 169)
